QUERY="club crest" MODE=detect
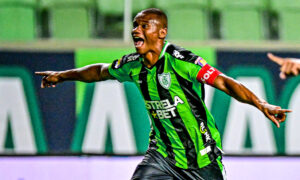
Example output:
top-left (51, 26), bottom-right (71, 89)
top-left (158, 72), bottom-right (171, 89)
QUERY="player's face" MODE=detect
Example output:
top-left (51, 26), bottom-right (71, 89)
top-left (132, 13), bottom-right (162, 55)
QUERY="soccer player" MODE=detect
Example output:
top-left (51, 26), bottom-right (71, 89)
top-left (36, 8), bottom-right (291, 180)
top-left (267, 53), bottom-right (300, 79)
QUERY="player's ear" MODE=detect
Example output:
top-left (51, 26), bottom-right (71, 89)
top-left (159, 28), bottom-right (167, 39)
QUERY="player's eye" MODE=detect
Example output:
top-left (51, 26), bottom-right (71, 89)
top-left (142, 24), bottom-right (148, 29)
top-left (133, 22), bottom-right (138, 28)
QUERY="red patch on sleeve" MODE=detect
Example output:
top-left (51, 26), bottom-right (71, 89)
top-left (196, 64), bottom-right (222, 85)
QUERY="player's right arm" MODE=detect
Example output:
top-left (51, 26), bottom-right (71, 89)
top-left (35, 63), bottom-right (115, 88)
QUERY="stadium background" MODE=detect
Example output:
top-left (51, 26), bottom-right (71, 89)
top-left (1, 0), bottom-right (300, 179)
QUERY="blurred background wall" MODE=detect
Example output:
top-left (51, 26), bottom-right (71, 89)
top-left (0, 0), bottom-right (300, 179)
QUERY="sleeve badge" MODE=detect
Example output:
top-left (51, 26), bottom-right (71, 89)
top-left (194, 57), bottom-right (207, 67)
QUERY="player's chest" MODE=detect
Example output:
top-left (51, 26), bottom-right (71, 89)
top-left (132, 68), bottom-right (181, 94)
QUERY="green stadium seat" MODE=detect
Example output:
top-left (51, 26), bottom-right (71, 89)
top-left (167, 8), bottom-right (209, 40)
top-left (220, 8), bottom-right (264, 40)
top-left (132, 0), bottom-right (151, 13)
top-left (218, 0), bottom-right (266, 8)
top-left (155, 0), bottom-right (209, 9)
top-left (270, 0), bottom-right (300, 41)
top-left (96, 0), bottom-right (123, 15)
top-left (271, 0), bottom-right (300, 9)
top-left (277, 11), bottom-right (300, 41)
top-left (212, 0), bottom-right (268, 41)
top-left (154, 0), bottom-right (210, 40)
top-left (41, 0), bottom-right (92, 39)
top-left (96, 0), bottom-right (151, 16)
top-left (0, 0), bottom-right (37, 41)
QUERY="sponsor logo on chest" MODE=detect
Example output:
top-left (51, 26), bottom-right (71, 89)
top-left (145, 96), bottom-right (184, 120)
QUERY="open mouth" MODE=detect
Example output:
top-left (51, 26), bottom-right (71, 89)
top-left (133, 36), bottom-right (144, 48)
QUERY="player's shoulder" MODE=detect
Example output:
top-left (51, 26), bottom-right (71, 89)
top-left (112, 52), bottom-right (141, 69)
top-left (165, 43), bottom-right (198, 63)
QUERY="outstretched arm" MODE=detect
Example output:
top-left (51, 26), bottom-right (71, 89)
top-left (35, 63), bottom-right (115, 88)
top-left (267, 53), bottom-right (300, 79)
top-left (212, 74), bottom-right (291, 128)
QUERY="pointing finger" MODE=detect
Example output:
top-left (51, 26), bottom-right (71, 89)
top-left (35, 72), bottom-right (50, 76)
top-left (267, 53), bottom-right (284, 65)
top-left (277, 109), bottom-right (292, 113)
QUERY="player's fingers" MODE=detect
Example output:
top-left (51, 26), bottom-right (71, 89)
top-left (41, 77), bottom-right (51, 88)
top-left (275, 112), bottom-right (286, 122)
top-left (264, 109), bottom-right (280, 128)
top-left (286, 61), bottom-right (294, 75)
top-left (41, 78), bottom-right (46, 88)
top-left (267, 53), bottom-right (284, 65)
top-left (279, 72), bottom-right (286, 79)
top-left (281, 63), bottom-right (287, 73)
top-left (270, 116), bottom-right (280, 128)
top-left (275, 109), bottom-right (292, 122)
top-left (278, 113), bottom-right (286, 123)
top-left (292, 66), bottom-right (299, 76)
top-left (278, 109), bottom-right (292, 113)
top-left (35, 72), bottom-right (50, 76)
top-left (271, 108), bottom-right (292, 115)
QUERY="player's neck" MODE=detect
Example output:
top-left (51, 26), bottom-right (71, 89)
top-left (143, 53), bottom-right (159, 68)
top-left (142, 42), bottom-right (164, 68)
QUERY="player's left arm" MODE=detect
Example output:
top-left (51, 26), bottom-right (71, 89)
top-left (211, 73), bottom-right (291, 128)
top-left (185, 52), bottom-right (291, 128)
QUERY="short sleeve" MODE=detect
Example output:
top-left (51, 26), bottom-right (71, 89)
top-left (193, 57), bottom-right (222, 85)
top-left (107, 53), bottom-right (141, 82)
top-left (173, 56), bottom-right (221, 85)
top-left (108, 59), bottom-right (133, 82)
top-left (166, 44), bottom-right (222, 85)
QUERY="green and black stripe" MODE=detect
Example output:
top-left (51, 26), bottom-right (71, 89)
top-left (138, 65), bottom-right (175, 161)
top-left (156, 57), bottom-right (199, 169)
top-left (173, 70), bottom-right (216, 162)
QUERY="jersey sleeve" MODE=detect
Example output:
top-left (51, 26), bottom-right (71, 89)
top-left (193, 57), bottom-right (222, 85)
top-left (167, 44), bottom-right (222, 85)
top-left (108, 53), bottom-right (140, 82)
top-left (173, 55), bottom-right (222, 86)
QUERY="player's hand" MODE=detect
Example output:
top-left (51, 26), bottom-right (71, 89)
top-left (260, 102), bottom-right (292, 128)
top-left (35, 71), bottom-right (63, 88)
top-left (267, 53), bottom-right (300, 79)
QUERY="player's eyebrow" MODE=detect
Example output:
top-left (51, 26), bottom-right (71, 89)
top-left (133, 15), bottom-right (162, 27)
top-left (133, 19), bottom-right (148, 24)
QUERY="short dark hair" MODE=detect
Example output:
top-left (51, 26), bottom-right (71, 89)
top-left (139, 8), bottom-right (168, 28)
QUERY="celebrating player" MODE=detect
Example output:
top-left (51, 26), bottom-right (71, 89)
top-left (267, 53), bottom-right (300, 79)
top-left (36, 8), bottom-right (291, 180)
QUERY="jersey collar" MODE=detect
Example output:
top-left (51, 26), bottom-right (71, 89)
top-left (140, 41), bottom-right (169, 70)
top-left (158, 41), bottom-right (169, 59)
